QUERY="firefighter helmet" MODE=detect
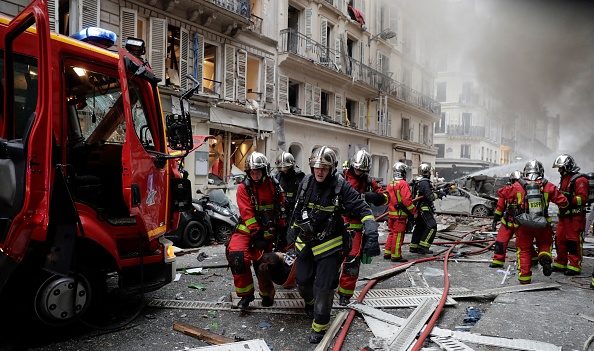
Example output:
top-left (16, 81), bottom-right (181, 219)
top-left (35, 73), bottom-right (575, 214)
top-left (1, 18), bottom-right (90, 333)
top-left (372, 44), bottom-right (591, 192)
top-left (509, 170), bottom-right (522, 182)
top-left (309, 146), bottom-right (337, 173)
top-left (393, 162), bottom-right (408, 180)
top-left (552, 154), bottom-right (580, 174)
top-left (523, 160), bottom-right (544, 181)
top-left (419, 162), bottom-right (432, 177)
top-left (245, 152), bottom-right (270, 176)
top-left (275, 152), bottom-right (295, 168)
top-left (351, 150), bottom-right (371, 172)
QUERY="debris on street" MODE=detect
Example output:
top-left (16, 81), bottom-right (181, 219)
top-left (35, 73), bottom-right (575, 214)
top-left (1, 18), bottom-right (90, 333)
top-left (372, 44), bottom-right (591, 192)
top-left (173, 322), bottom-right (235, 345)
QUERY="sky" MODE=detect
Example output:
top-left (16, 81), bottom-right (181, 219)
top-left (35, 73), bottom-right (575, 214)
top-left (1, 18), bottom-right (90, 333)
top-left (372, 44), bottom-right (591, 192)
top-left (401, 0), bottom-right (594, 169)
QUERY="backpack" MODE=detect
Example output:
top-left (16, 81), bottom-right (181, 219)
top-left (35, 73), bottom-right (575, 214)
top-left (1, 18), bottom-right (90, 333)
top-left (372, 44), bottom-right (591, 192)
top-left (515, 180), bottom-right (548, 228)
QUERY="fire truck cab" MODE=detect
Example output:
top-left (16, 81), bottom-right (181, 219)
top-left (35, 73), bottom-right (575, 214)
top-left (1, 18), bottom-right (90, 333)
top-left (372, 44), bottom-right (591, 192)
top-left (0, 0), bottom-right (194, 325)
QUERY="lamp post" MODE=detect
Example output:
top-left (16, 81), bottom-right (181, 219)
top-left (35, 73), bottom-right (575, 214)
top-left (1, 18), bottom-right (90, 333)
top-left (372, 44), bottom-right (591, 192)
top-left (368, 28), bottom-right (397, 46)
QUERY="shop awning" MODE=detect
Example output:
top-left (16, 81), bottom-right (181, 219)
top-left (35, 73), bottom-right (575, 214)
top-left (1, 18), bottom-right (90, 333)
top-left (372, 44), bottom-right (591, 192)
top-left (210, 106), bottom-right (274, 132)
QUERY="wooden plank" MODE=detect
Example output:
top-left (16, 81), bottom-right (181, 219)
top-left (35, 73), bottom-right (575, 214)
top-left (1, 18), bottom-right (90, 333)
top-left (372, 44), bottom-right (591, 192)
top-left (173, 322), bottom-right (235, 345)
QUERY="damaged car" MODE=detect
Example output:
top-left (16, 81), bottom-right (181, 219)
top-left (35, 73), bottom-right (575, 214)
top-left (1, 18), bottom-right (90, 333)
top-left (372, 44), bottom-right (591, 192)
top-left (434, 185), bottom-right (496, 217)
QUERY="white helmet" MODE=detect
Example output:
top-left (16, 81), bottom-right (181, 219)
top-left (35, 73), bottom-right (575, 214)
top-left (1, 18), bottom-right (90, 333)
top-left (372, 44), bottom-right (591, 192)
top-left (276, 152), bottom-right (295, 168)
top-left (552, 154), bottom-right (580, 174)
top-left (523, 160), bottom-right (544, 181)
top-left (419, 162), bottom-right (432, 177)
top-left (351, 150), bottom-right (371, 172)
top-left (393, 162), bottom-right (408, 180)
top-left (245, 152), bottom-right (270, 178)
top-left (309, 146), bottom-right (337, 173)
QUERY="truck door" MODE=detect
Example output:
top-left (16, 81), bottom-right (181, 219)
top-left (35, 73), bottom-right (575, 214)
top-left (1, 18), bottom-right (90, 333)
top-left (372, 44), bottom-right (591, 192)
top-left (117, 51), bottom-right (168, 239)
top-left (0, 0), bottom-right (53, 255)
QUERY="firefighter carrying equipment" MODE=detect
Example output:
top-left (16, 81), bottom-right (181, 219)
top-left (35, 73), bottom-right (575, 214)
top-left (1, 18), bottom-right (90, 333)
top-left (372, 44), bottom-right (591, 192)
top-left (515, 180), bottom-right (548, 228)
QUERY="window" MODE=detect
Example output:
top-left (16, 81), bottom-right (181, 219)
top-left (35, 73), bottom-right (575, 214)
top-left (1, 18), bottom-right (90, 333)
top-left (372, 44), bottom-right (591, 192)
top-left (461, 144), bottom-right (471, 159)
top-left (435, 112), bottom-right (446, 133)
top-left (436, 82), bottom-right (446, 102)
top-left (401, 118), bottom-right (410, 140)
top-left (166, 25), bottom-right (181, 87)
top-left (422, 125), bottom-right (429, 145)
top-left (462, 113), bottom-right (471, 135)
top-left (288, 80), bottom-right (300, 113)
top-left (345, 99), bottom-right (356, 127)
top-left (128, 82), bottom-right (155, 149)
top-left (0, 52), bottom-right (38, 140)
top-left (203, 43), bottom-right (219, 95)
top-left (246, 56), bottom-right (262, 101)
top-left (321, 91), bottom-right (330, 117)
top-left (481, 146), bottom-right (484, 160)
top-left (435, 144), bottom-right (445, 158)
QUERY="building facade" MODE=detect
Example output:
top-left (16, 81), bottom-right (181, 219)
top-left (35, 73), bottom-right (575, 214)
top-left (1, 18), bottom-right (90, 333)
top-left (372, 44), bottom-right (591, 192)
top-left (2, 0), bottom-right (440, 189)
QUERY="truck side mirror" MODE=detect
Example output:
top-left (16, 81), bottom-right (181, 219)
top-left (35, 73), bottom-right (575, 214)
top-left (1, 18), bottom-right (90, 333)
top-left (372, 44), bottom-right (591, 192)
top-left (166, 113), bottom-right (193, 151)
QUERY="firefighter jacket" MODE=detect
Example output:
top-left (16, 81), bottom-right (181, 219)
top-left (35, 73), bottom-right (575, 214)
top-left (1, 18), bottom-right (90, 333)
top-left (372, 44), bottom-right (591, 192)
top-left (494, 184), bottom-right (521, 228)
top-left (512, 179), bottom-right (568, 224)
top-left (414, 177), bottom-right (438, 213)
top-left (558, 173), bottom-right (589, 217)
top-left (289, 174), bottom-right (374, 259)
top-left (342, 168), bottom-right (388, 230)
top-left (235, 177), bottom-right (286, 239)
top-left (275, 168), bottom-right (306, 219)
top-left (386, 179), bottom-right (416, 219)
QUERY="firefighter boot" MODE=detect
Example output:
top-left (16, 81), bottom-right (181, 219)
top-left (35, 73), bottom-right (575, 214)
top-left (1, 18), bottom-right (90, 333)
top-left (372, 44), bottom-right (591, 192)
top-left (237, 295), bottom-right (255, 310)
top-left (539, 255), bottom-right (553, 277)
top-left (418, 246), bottom-right (434, 255)
top-left (391, 256), bottom-right (408, 263)
top-left (308, 331), bottom-right (325, 344)
top-left (261, 296), bottom-right (274, 307)
top-left (338, 295), bottom-right (350, 306)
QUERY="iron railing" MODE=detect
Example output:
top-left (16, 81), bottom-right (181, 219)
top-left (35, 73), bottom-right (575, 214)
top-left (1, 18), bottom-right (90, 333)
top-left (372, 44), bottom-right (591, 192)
top-left (447, 124), bottom-right (486, 137)
top-left (249, 14), bottom-right (262, 33)
top-left (279, 28), bottom-right (441, 116)
top-left (209, 0), bottom-right (250, 19)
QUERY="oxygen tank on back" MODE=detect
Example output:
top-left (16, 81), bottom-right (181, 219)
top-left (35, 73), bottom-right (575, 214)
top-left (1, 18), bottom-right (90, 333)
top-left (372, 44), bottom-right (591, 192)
top-left (525, 181), bottom-right (543, 216)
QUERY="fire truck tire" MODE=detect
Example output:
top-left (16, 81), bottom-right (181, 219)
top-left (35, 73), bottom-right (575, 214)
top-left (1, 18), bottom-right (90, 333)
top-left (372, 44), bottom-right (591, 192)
top-left (214, 223), bottom-right (234, 244)
top-left (182, 221), bottom-right (208, 248)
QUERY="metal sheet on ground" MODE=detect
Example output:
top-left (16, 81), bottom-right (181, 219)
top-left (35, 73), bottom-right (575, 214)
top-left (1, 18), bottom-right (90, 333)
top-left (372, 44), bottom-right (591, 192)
top-left (430, 336), bottom-right (476, 351)
top-left (187, 339), bottom-right (271, 351)
top-left (386, 298), bottom-right (438, 351)
top-left (147, 299), bottom-right (305, 314)
top-left (231, 295), bottom-right (457, 309)
top-left (449, 282), bottom-right (561, 298)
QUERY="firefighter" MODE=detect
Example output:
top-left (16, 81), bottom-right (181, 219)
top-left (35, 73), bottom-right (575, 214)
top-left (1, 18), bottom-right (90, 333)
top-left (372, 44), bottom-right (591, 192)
top-left (385, 162), bottom-right (416, 262)
top-left (287, 146), bottom-right (379, 344)
top-left (337, 150), bottom-right (388, 306)
top-left (275, 152), bottom-right (306, 245)
top-left (513, 160), bottom-right (568, 284)
top-left (551, 154), bottom-right (589, 276)
top-left (226, 152), bottom-right (286, 310)
top-left (410, 162), bottom-right (445, 254)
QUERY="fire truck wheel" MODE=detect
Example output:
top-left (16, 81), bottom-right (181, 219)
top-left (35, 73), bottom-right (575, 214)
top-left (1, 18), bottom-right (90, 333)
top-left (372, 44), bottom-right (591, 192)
top-left (33, 273), bottom-right (92, 326)
top-left (182, 221), bottom-right (208, 248)
top-left (213, 223), bottom-right (234, 244)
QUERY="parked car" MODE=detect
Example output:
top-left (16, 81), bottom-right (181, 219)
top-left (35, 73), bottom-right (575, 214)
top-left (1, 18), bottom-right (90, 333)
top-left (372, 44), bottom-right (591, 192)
top-left (434, 186), bottom-right (496, 217)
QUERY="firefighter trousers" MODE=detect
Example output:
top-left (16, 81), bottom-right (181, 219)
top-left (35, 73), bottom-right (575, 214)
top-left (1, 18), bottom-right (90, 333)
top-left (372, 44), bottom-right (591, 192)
top-left (411, 211), bottom-right (437, 249)
top-left (338, 230), bottom-right (362, 298)
top-left (516, 226), bottom-right (554, 284)
top-left (385, 217), bottom-right (407, 259)
top-left (554, 215), bottom-right (585, 273)
top-left (226, 232), bottom-right (274, 298)
top-left (492, 224), bottom-right (538, 266)
top-left (296, 248), bottom-right (342, 333)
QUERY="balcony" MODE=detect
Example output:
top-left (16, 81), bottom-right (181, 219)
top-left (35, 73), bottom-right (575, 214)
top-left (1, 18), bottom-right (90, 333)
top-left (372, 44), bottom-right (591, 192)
top-left (248, 14), bottom-right (262, 34)
top-left (208, 0), bottom-right (250, 18)
top-left (279, 29), bottom-right (441, 116)
top-left (446, 124), bottom-right (486, 138)
top-left (185, 0), bottom-right (251, 34)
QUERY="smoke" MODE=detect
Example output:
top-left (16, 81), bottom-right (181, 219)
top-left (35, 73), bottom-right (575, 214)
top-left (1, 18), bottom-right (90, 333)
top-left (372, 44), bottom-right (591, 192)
top-left (398, 0), bottom-right (594, 170)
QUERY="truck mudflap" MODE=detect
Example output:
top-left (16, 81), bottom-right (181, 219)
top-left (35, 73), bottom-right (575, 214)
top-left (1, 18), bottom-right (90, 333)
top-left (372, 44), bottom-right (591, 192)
top-left (119, 236), bottom-right (176, 294)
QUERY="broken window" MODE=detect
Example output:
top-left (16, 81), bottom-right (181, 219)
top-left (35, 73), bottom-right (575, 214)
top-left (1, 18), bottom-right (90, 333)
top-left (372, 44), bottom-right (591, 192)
top-left (203, 43), bottom-right (220, 95)
top-left (246, 56), bottom-right (262, 102)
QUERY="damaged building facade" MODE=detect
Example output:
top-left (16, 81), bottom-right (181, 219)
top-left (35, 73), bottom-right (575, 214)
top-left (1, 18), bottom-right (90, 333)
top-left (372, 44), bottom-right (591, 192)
top-left (1, 0), bottom-right (440, 189)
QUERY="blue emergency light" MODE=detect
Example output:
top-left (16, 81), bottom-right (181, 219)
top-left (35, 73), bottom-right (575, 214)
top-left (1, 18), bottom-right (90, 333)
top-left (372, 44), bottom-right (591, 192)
top-left (71, 27), bottom-right (117, 49)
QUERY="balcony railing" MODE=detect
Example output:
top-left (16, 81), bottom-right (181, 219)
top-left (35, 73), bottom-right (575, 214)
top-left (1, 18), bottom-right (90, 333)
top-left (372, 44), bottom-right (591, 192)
top-left (447, 124), bottom-right (486, 137)
top-left (209, 0), bottom-right (251, 19)
top-left (248, 14), bottom-right (262, 34)
top-left (279, 29), bottom-right (441, 116)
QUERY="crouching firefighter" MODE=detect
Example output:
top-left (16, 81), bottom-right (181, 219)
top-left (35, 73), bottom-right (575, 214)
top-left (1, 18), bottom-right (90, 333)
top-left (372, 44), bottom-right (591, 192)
top-left (226, 152), bottom-right (286, 310)
top-left (286, 146), bottom-right (380, 344)
top-left (338, 150), bottom-right (388, 306)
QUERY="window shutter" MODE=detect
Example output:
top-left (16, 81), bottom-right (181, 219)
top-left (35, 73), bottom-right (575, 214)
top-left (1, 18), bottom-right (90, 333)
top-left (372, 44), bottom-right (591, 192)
top-left (278, 74), bottom-right (289, 112)
top-left (335, 94), bottom-right (343, 123)
top-left (335, 36), bottom-right (341, 70)
top-left (387, 111), bottom-right (391, 136)
top-left (320, 17), bottom-right (328, 51)
top-left (359, 100), bottom-right (367, 130)
top-left (79, 0), bottom-right (100, 30)
top-left (236, 50), bottom-right (247, 103)
top-left (313, 86), bottom-right (321, 116)
top-left (264, 58), bottom-right (275, 107)
top-left (305, 9), bottom-right (313, 50)
top-left (149, 17), bottom-right (167, 85)
top-left (120, 8), bottom-right (137, 48)
top-left (224, 44), bottom-right (236, 101)
top-left (179, 27), bottom-right (190, 90)
top-left (377, 52), bottom-right (383, 72)
top-left (48, 0), bottom-right (58, 32)
top-left (305, 83), bottom-right (313, 116)
top-left (193, 33), bottom-right (204, 94)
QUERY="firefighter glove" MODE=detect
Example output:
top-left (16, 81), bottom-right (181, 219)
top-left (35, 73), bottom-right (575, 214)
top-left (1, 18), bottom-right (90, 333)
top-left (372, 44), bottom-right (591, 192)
top-left (364, 192), bottom-right (386, 206)
top-left (362, 220), bottom-right (380, 258)
top-left (492, 214), bottom-right (502, 232)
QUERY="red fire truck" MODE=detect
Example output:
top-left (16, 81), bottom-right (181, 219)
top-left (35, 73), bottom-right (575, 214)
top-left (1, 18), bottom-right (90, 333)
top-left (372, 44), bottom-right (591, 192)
top-left (0, 0), bottom-right (194, 325)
